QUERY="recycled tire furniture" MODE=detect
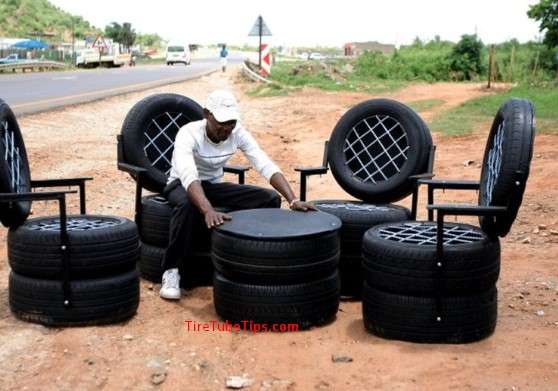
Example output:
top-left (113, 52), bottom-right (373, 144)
top-left (296, 99), bottom-right (435, 298)
top-left (0, 101), bottom-right (140, 327)
top-left (212, 208), bottom-right (342, 329)
top-left (311, 200), bottom-right (411, 297)
top-left (0, 98), bottom-right (31, 227)
top-left (362, 98), bottom-right (535, 343)
top-left (327, 99), bottom-right (433, 204)
top-left (120, 93), bottom-right (204, 193)
top-left (117, 94), bottom-right (251, 286)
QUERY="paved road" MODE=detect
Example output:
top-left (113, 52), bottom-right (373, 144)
top-left (0, 58), bottom-right (232, 115)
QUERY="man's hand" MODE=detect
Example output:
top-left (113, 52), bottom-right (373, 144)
top-left (204, 209), bottom-right (232, 228)
top-left (290, 200), bottom-right (318, 212)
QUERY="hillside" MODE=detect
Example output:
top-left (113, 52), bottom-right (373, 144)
top-left (0, 0), bottom-right (99, 41)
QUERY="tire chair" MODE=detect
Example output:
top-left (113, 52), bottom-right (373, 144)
top-left (0, 98), bottom-right (140, 326)
top-left (361, 98), bottom-right (535, 343)
top-left (117, 93), bottom-right (250, 287)
top-left (296, 99), bottom-right (435, 298)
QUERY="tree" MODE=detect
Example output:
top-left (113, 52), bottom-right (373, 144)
top-left (105, 22), bottom-right (136, 52)
top-left (528, 0), bottom-right (558, 48)
top-left (449, 34), bottom-right (484, 80)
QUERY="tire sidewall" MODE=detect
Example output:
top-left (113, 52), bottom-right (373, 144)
top-left (121, 94), bottom-right (203, 193)
top-left (328, 99), bottom-right (431, 203)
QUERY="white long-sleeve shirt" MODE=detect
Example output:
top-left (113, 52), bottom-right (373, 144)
top-left (168, 119), bottom-right (281, 190)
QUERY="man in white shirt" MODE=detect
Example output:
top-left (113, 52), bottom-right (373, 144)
top-left (160, 90), bottom-right (316, 300)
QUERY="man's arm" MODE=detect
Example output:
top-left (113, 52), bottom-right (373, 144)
top-left (238, 129), bottom-right (316, 211)
top-left (270, 172), bottom-right (317, 212)
top-left (187, 181), bottom-right (231, 228)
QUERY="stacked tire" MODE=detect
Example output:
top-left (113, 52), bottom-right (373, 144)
top-left (361, 222), bottom-right (499, 343)
top-left (310, 99), bottom-right (432, 298)
top-left (138, 194), bottom-right (231, 287)
top-left (212, 209), bottom-right (342, 329)
top-left (8, 215), bottom-right (140, 326)
top-left (361, 98), bottom-right (536, 343)
top-left (310, 201), bottom-right (410, 297)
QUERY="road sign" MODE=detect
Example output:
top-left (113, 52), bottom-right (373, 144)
top-left (248, 15), bottom-right (272, 68)
top-left (248, 16), bottom-right (272, 36)
top-left (92, 35), bottom-right (108, 50)
top-left (260, 44), bottom-right (272, 76)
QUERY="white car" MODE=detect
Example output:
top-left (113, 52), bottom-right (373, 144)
top-left (166, 45), bottom-right (191, 66)
top-left (309, 52), bottom-right (326, 61)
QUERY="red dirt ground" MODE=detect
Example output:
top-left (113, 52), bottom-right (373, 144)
top-left (0, 68), bottom-right (556, 391)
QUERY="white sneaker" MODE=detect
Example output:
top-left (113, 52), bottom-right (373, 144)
top-left (160, 268), bottom-right (181, 300)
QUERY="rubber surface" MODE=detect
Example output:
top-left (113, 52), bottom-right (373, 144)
top-left (328, 99), bottom-right (432, 203)
top-left (0, 98), bottom-right (31, 227)
top-left (120, 94), bottom-right (203, 193)
top-left (362, 222), bottom-right (500, 295)
top-left (214, 209), bottom-right (341, 240)
top-left (363, 283), bottom-right (497, 343)
top-left (213, 271), bottom-right (340, 330)
top-left (212, 229), bottom-right (339, 284)
top-left (9, 269), bottom-right (140, 327)
top-left (479, 98), bottom-right (535, 237)
top-left (8, 215), bottom-right (139, 279)
top-left (311, 199), bottom-right (410, 297)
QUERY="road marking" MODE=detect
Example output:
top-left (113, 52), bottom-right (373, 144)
top-left (11, 72), bottom-right (210, 109)
top-left (51, 76), bottom-right (77, 80)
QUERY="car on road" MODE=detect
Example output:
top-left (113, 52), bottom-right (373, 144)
top-left (0, 54), bottom-right (20, 64)
top-left (166, 45), bottom-right (191, 66)
top-left (308, 52), bottom-right (326, 61)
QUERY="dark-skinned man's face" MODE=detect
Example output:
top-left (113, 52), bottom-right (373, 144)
top-left (203, 109), bottom-right (237, 143)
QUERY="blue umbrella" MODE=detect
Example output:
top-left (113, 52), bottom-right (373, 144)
top-left (11, 39), bottom-right (49, 49)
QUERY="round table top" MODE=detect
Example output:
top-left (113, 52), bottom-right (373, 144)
top-left (214, 208), bottom-right (342, 240)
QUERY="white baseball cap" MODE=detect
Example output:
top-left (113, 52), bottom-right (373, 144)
top-left (205, 90), bottom-right (240, 122)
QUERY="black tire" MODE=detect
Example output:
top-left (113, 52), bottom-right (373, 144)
top-left (0, 99), bottom-right (31, 228)
top-left (9, 269), bottom-right (140, 327)
top-left (213, 271), bottom-right (340, 330)
top-left (212, 229), bottom-right (339, 285)
top-left (8, 215), bottom-right (139, 279)
top-left (120, 94), bottom-right (203, 193)
top-left (328, 99), bottom-right (432, 203)
top-left (362, 222), bottom-right (500, 295)
top-left (140, 194), bottom-right (233, 248)
top-left (311, 200), bottom-right (410, 297)
top-left (139, 243), bottom-right (214, 288)
top-left (362, 284), bottom-right (497, 343)
top-left (479, 98), bottom-right (535, 237)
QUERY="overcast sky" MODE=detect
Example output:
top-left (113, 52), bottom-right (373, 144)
top-left (50, 0), bottom-right (542, 47)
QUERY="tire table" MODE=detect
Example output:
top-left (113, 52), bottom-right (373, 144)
top-left (212, 208), bottom-right (342, 330)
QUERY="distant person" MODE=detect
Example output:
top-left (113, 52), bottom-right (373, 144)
top-left (159, 90), bottom-right (317, 300)
top-left (219, 44), bottom-right (228, 72)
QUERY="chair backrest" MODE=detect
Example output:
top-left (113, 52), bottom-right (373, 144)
top-left (326, 99), bottom-right (433, 204)
top-left (478, 98), bottom-right (535, 237)
top-left (120, 93), bottom-right (203, 193)
top-left (0, 99), bottom-right (31, 227)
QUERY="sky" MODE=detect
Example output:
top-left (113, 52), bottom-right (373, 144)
top-left (49, 0), bottom-right (543, 48)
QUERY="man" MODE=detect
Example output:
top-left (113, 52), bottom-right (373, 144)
top-left (219, 44), bottom-right (228, 72)
top-left (160, 89), bottom-right (316, 300)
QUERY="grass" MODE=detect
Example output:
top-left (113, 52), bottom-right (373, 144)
top-left (431, 84), bottom-right (558, 136)
top-left (408, 99), bottom-right (445, 112)
top-left (267, 61), bottom-right (407, 95)
top-left (246, 83), bottom-right (290, 97)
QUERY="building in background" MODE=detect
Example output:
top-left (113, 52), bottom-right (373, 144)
top-left (344, 41), bottom-right (396, 56)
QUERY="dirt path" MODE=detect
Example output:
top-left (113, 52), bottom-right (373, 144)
top-left (0, 68), bottom-right (556, 391)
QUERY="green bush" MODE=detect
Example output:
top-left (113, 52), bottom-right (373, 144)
top-left (449, 34), bottom-right (485, 80)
